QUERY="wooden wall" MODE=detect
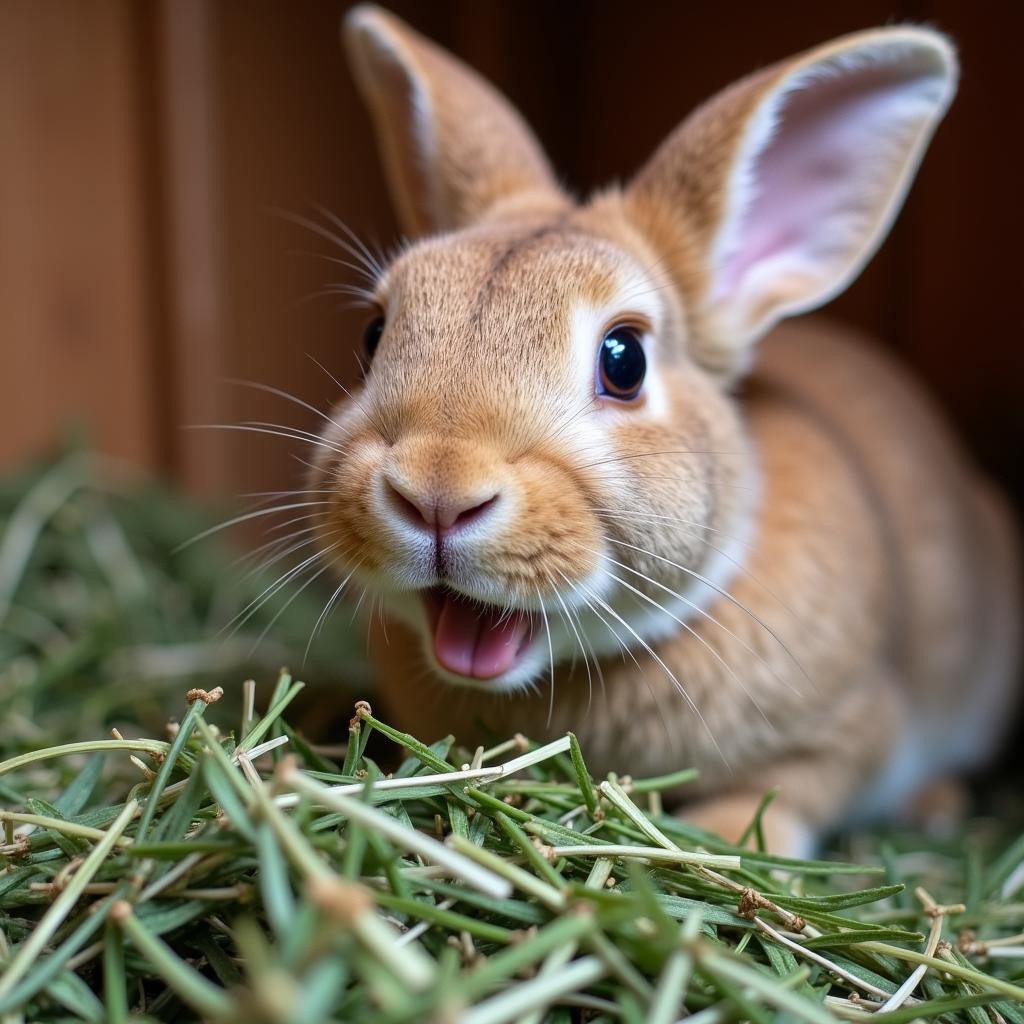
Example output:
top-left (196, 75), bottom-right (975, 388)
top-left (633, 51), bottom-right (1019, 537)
top-left (1, 1), bottom-right (158, 468)
top-left (2, 0), bottom-right (1022, 509)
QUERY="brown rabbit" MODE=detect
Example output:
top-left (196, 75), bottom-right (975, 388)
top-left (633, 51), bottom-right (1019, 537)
top-left (306, 6), bottom-right (1021, 854)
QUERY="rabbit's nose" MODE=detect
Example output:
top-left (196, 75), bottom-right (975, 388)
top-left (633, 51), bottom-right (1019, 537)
top-left (385, 478), bottom-right (499, 536)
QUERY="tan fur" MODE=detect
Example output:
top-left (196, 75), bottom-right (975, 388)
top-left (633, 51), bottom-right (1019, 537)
top-left (307, 7), bottom-right (1021, 854)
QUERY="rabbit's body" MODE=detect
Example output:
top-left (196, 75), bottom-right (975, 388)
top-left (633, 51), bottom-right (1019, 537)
top-left (369, 317), bottom-right (1019, 850)
top-left (310, 8), bottom-right (1020, 852)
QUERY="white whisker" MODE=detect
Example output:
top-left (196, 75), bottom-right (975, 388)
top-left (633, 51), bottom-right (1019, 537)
top-left (595, 507), bottom-right (805, 624)
top-left (349, 584), bottom-right (370, 626)
top-left (174, 500), bottom-right (332, 552)
top-left (608, 538), bottom-right (811, 690)
top-left (227, 379), bottom-right (333, 425)
top-left (305, 560), bottom-right (364, 664)
top-left (558, 571), bottom-right (675, 754)
top-left (275, 208), bottom-right (383, 285)
top-left (577, 448), bottom-right (738, 471)
top-left (602, 567), bottom-right (774, 728)
top-left (249, 559), bottom-right (334, 658)
top-left (314, 204), bottom-right (387, 279)
top-left (239, 487), bottom-right (336, 499)
top-left (265, 510), bottom-right (332, 536)
top-left (242, 421), bottom-right (353, 452)
top-left (306, 353), bottom-right (394, 443)
top-left (222, 549), bottom-right (326, 638)
top-left (574, 577), bottom-right (728, 768)
top-left (535, 584), bottom-right (557, 729)
top-left (186, 423), bottom-right (348, 457)
top-left (235, 531), bottom-right (321, 584)
top-left (547, 575), bottom-right (596, 715)
top-left (594, 507), bottom-right (748, 545)
top-left (599, 554), bottom-right (801, 700)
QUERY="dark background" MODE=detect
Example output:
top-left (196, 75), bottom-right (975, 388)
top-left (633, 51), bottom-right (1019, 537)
top-left (2, 0), bottom-right (1021, 518)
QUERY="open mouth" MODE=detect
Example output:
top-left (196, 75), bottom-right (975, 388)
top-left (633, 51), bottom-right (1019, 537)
top-left (422, 587), bottom-right (537, 680)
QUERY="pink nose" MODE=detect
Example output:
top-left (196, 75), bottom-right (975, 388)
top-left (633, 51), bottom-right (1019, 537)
top-left (386, 479), bottom-right (499, 535)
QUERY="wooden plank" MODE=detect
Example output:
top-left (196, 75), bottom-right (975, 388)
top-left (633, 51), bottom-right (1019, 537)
top-left (0, 0), bottom-right (158, 469)
top-left (202, 0), bottom-right (394, 503)
top-left (153, 0), bottom-right (231, 493)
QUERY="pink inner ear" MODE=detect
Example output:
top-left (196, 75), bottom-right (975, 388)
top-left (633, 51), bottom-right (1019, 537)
top-left (717, 54), bottom-right (949, 309)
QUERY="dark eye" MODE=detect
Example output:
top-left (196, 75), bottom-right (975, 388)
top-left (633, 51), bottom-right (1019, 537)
top-left (597, 325), bottom-right (646, 400)
top-left (363, 315), bottom-right (385, 361)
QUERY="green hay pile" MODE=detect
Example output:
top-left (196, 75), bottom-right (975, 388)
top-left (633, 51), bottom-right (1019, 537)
top-left (1, 452), bottom-right (1022, 1022)
top-left (0, 449), bottom-right (363, 741)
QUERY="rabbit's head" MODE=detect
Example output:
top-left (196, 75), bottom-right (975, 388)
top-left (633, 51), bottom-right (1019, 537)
top-left (308, 6), bottom-right (955, 692)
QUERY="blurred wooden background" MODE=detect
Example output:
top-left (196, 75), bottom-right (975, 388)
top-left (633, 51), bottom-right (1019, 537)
top-left (2, 0), bottom-right (1022, 511)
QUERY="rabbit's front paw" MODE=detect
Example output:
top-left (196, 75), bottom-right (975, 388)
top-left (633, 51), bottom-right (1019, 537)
top-left (683, 793), bottom-right (815, 859)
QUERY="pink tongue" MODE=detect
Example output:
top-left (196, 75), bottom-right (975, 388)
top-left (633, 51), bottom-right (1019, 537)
top-left (433, 594), bottom-right (532, 679)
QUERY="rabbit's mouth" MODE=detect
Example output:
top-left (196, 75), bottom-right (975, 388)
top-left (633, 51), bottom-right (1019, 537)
top-left (422, 587), bottom-right (538, 681)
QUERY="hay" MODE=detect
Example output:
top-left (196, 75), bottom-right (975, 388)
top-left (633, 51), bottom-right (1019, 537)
top-left (1, 451), bottom-right (1021, 1022)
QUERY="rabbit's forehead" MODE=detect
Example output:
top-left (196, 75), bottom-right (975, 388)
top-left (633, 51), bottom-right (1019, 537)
top-left (382, 226), bottom-right (662, 353)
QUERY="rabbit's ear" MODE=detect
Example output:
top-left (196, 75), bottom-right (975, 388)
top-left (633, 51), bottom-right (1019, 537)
top-left (627, 27), bottom-right (957, 377)
top-left (344, 5), bottom-right (566, 237)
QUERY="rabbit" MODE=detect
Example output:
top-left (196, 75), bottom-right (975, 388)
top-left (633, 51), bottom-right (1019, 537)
top-left (304, 4), bottom-right (1021, 855)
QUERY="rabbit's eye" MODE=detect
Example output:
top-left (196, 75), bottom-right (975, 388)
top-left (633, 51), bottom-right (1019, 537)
top-left (363, 316), bottom-right (385, 361)
top-left (597, 326), bottom-right (646, 400)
